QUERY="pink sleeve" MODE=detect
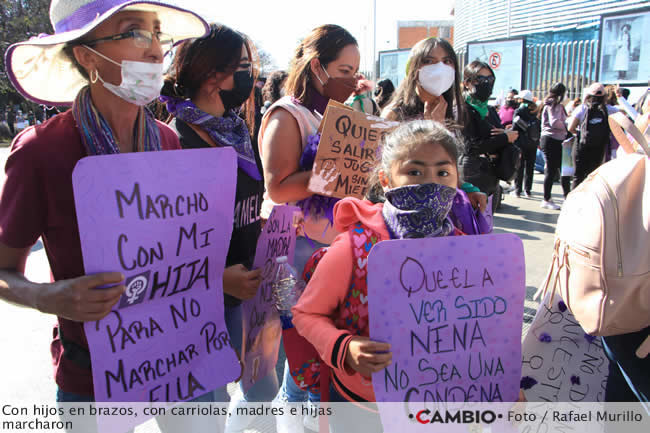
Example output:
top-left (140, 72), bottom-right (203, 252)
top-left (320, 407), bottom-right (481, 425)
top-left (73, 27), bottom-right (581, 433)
top-left (292, 232), bottom-right (354, 372)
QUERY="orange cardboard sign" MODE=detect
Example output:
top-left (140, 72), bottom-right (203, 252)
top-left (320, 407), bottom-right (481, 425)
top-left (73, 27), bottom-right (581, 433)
top-left (307, 102), bottom-right (399, 199)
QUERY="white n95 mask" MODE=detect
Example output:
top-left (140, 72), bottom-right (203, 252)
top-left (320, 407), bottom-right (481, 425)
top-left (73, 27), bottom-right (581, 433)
top-left (418, 63), bottom-right (456, 97)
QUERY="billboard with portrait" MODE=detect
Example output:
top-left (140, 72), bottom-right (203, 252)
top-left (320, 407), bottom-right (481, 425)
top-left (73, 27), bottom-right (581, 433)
top-left (378, 49), bottom-right (410, 89)
top-left (598, 8), bottom-right (650, 85)
top-left (467, 38), bottom-right (525, 99)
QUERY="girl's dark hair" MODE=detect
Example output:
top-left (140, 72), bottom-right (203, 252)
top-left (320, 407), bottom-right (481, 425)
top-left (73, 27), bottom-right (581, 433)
top-left (374, 78), bottom-right (395, 109)
top-left (544, 82), bottom-right (566, 106)
top-left (262, 70), bottom-right (288, 104)
top-left (366, 119), bottom-right (464, 202)
top-left (462, 60), bottom-right (494, 93)
top-left (161, 23), bottom-right (259, 131)
top-left (284, 24), bottom-right (358, 106)
top-left (388, 38), bottom-right (465, 124)
top-left (585, 94), bottom-right (608, 113)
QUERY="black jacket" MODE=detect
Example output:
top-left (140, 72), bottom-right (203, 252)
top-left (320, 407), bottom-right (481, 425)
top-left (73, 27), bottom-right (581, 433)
top-left (459, 102), bottom-right (509, 195)
top-left (169, 117), bottom-right (264, 307)
top-left (512, 105), bottom-right (539, 150)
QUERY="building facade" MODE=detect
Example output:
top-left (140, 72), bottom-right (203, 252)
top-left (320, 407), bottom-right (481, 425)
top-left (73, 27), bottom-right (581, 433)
top-left (398, 20), bottom-right (454, 49)
top-left (454, 0), bottom-right (649, 50)
top-left (454, 0), bottom-right (650, 99)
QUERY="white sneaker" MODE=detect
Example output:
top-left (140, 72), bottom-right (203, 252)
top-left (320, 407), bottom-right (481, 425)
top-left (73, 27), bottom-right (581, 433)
top-left (509, 190), bottom-right (521, 198)
top-left (541, 200), bottom-right (561, 210)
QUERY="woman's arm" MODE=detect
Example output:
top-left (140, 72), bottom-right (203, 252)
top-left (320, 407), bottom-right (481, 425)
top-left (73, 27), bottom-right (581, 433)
top-left (567, 116), bottom-right (580, 135)
top-left (260, 108), bottom-right (314, 204)
top-left (0, 242), bottom-right (125, 321)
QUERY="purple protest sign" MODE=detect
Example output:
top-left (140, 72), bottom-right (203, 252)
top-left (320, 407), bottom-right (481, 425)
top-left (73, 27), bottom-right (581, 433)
top-left (367, 234), bottom-right (525, 409)
top-left (72, 148), bottom-right (240, 432)
top-left (240, 205), bottom-right (299, 392)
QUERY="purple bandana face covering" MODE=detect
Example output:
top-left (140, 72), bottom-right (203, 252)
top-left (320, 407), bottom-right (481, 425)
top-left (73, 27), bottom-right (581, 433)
top-left (161, 96), bottom-right (261, 180)
top-left (382, 182), bottom-right (457, 239)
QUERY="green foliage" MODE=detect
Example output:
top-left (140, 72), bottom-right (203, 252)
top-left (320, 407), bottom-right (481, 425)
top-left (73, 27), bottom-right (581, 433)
top-left (0, 0), bottom-right (53, 108)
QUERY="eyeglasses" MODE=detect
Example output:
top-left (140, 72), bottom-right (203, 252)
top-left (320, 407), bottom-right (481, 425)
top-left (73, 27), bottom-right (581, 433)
top-left (474, 75), bottom-right (495, 85)
top-left (83, 30), bottom-right (174, 52)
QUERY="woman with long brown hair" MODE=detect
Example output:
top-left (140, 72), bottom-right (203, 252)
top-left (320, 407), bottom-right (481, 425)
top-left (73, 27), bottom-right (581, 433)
top-left (160, 23), bottom-right (273, 433)
top-left (258, 24), bottom-right (360, 431)
top-left (382, 37), bottom-right (464, 125)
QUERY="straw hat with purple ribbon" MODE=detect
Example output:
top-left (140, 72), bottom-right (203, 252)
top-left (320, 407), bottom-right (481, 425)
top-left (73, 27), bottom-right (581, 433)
top-left (4, 0), bottom-right (210, 106)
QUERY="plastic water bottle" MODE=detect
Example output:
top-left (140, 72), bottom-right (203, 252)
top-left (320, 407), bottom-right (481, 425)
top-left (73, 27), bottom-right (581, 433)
top-left (272, 256), bottom-right (305, 327)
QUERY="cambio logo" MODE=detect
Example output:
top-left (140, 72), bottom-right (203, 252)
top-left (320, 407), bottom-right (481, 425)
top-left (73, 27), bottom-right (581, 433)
top-left (409, 410), bottom-right (500, 424)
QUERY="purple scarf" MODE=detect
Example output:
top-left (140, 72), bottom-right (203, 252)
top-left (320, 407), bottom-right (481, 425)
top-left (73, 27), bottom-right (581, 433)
top-left (73, 86), bottom-right (160, 155)
top-left (161, 96), bottom-right (261, 180)
top-left (382, 183), bottom-right (456, 239)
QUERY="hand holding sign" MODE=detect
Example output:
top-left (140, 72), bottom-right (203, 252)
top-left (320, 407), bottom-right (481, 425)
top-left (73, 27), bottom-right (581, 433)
top-left (345, 337), bottom-right (392, 377)
top-left (308, 102), bottom-right (399, 199)
top-left (40, 272), bottom-right (126, 322)
top-left (223, 265), bottom-right (263, 301)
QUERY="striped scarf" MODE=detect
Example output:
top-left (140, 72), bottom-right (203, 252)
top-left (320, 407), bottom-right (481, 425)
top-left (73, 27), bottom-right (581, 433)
top-left (72, 86), bottom-right (160, 155)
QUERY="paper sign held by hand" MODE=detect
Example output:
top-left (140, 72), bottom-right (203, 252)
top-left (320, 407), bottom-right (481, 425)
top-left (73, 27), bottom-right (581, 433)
top-left (240, 205), bottom-right (300, 393)
top-left (368, 234), bottom-right (525, 412)
top-left (308, 102), bottom-right (398, 199)
top-left (73, 148), bottom-right (240, 433)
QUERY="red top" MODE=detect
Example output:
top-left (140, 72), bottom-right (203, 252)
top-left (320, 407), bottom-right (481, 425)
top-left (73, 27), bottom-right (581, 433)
top-left (0, 110), bottom-right (180, 396)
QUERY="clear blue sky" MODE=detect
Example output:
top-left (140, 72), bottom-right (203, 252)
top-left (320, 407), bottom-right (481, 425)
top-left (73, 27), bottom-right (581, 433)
top-left (183, 0), bottom-right (454, 74)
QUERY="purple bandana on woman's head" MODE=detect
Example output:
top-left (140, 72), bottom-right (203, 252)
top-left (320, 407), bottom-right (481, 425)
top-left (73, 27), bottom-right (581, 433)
top-left (382, 182), bottom-right (457, 239)
top-left (160, 96), bottom-right (261, 180)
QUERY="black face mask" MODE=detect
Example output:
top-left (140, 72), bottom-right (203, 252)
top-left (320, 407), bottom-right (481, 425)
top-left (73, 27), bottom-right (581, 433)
top-left (220, 70), bottom-right (254, 112)
top-left (507, 99), bottom-right (519, 109)
top-left (472, 81), bottom-right (494, 102)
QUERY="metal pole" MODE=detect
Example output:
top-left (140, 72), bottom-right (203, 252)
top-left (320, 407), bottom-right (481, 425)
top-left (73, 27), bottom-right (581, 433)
top-left (373, 0), bottom-right (377, 80)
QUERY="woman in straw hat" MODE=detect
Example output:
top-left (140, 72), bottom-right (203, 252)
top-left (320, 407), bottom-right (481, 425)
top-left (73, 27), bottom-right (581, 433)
top-left (0, 0), bottom-right (208, 409)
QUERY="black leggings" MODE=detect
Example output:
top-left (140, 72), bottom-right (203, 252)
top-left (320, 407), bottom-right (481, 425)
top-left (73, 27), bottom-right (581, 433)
top-left (572, 141), bottom-right (606, 189)
top-left (540, 136), bottom-right (563, 201)
top-left (515, 145), bottom-right (537, 194)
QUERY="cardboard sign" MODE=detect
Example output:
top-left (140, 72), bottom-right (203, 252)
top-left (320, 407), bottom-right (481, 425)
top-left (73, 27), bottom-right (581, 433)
top-left (73, 148), bottom-right (240, 432)
top-left (308, 103), bottom-right (398, 199)
top-left (240, 205), bottom-right (299, 392)
top-left (521, 293), bottom-right (609, 402)
top-left (368, 234), bottom-right (526, 409)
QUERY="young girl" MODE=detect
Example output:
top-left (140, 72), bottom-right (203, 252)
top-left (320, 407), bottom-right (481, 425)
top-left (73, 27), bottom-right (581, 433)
top-left (291, 120), bottom-right (464, 430)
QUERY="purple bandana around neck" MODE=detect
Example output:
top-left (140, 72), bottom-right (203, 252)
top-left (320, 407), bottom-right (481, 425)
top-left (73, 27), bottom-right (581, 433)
top-left (306, 85), bottom-right (330, 116)
top-left (382, 182), bottom-right (457, 239)
top-left (161, 96), bottom-right (261, 180)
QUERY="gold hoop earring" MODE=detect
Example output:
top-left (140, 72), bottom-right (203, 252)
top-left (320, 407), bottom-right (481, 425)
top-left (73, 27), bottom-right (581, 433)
top-left (90, 70), bottom-right (99, 84)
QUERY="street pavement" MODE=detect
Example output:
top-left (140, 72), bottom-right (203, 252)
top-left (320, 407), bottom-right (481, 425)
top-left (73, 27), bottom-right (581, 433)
top-left (0, 145), bottom-right (563, 432)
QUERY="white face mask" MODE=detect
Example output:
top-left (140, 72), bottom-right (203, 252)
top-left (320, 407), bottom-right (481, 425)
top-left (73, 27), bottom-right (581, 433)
top-left (418, 63), bottom-right (456, 97)
top-left (85, 46), bottom-right (164, 106)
